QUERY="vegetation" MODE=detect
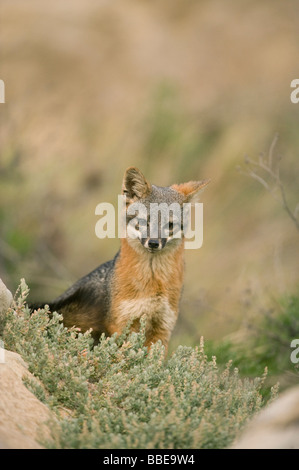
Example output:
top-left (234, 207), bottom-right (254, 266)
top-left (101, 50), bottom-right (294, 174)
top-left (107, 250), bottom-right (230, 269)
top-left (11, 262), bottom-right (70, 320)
top-left (205, 291), bottom-right (299, 399)
top-left (0, 280), bottom-right (277, 449)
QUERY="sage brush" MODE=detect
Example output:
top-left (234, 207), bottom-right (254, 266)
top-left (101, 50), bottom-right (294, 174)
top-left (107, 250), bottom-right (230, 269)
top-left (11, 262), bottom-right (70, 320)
top-left (0, 279), bottom-right (276, 449)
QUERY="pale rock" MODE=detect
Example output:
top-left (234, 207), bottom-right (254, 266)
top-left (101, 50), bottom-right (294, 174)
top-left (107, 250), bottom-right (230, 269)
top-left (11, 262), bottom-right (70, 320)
top-left (0, 278), bottom-right (13, 316)
top-left (232, 386), bottom-right (299, 449)
top-left (0, 348), bottom-right (54, 448)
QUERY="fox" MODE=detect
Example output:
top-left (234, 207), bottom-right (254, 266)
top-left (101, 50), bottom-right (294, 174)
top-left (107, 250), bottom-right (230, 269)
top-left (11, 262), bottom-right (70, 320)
top-left (29, 167), bottom-right (209, 353)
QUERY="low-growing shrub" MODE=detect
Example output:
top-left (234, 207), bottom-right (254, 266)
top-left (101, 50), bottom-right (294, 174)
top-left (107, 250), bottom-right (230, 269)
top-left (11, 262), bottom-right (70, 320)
top-left (204, 292), bottom-right (299, 394)
top-left (0, 280), bottom-right (277, 449)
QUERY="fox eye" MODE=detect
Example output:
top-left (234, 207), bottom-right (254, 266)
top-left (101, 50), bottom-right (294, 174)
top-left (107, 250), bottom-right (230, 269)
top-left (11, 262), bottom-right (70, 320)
top-left (164, 221), bottom-right (174, 232)
top-left (136, 219), bottom-right (147, 231)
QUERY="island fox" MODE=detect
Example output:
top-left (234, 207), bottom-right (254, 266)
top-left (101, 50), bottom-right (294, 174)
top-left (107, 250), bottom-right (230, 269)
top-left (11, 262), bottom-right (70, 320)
top-left (29, 167), bottom-right (209, 353)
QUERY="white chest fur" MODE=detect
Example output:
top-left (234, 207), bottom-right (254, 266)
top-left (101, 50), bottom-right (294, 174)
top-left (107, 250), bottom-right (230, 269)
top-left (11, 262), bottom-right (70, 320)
top-left (117, 296), bottom-right (177, 333)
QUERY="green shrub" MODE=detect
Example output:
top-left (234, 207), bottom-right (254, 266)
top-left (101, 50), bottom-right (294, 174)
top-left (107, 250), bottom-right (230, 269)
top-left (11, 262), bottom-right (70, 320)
top-left (204, 292), bottom-right (299, 394)
top-left (248, 293), bottom-right (299, 377)
top-left (0, 280), bottom-right (277, 449)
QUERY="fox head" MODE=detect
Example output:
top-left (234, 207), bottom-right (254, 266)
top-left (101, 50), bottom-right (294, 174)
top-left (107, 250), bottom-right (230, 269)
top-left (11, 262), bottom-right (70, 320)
top-left (122, 167), bottom-right (210, 254)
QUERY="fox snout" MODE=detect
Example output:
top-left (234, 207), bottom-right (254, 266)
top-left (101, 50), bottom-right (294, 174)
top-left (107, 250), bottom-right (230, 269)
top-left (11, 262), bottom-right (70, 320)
top-left (147, 238), bottom-right (161, 251)
top-left (143, 237), bottom-right (167, 252)
top-left (148, 239), bottom-right (159, 250)
top-left (127, 216), bottom-right (176, 253)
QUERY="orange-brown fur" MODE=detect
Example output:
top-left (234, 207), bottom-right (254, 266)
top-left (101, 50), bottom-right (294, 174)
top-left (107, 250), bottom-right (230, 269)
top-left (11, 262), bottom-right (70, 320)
top-left (109, 238), bottom-right (184, 351)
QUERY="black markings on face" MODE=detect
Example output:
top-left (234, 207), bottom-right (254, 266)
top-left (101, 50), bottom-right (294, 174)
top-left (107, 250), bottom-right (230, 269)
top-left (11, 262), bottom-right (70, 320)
top-left (126, 203), bottom-right (184, 250)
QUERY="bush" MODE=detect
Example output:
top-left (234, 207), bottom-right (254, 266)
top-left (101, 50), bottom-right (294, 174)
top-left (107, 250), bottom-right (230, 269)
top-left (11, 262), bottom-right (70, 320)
top-left (204, 292), bottom-right (299, 395)
top-left (0, 280), bottom-right (276, 449)
top-left (249, 293), bottom-right (299, 376)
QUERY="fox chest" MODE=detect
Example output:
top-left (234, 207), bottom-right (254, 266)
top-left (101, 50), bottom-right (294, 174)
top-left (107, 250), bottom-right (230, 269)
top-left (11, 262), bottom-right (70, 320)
top-left (111, 295), bottom-right (178, 335)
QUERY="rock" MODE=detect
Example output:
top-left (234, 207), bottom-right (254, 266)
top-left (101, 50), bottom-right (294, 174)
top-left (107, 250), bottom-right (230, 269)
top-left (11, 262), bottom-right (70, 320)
top-left (232, 386), bottom-right (299, 449)
top-left (0, 278), bottom-right (13, 316)
top-left (0, 347), bottom-right (54, 449)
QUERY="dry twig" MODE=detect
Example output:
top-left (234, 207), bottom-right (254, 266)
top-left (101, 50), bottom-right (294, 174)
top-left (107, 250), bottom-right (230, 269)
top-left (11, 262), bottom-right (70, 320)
top-left (237, 134), bottom-right (299, 232)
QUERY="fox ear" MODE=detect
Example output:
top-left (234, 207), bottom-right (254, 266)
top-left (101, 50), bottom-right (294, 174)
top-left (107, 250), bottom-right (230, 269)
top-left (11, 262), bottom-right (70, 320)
top-left (122, 167), bottom-right (152, 200)
top-left (171, 179), bottom-right (210, 203)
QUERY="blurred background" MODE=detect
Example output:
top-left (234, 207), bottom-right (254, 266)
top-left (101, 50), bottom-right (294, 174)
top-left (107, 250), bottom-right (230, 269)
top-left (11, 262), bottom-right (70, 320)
top-left (1, 0), bottom-right (298, 357)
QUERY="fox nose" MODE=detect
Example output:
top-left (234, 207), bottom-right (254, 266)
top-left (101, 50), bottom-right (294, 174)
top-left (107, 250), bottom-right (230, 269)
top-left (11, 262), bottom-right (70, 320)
top-left (148, 239), bottom-right (160, 250)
